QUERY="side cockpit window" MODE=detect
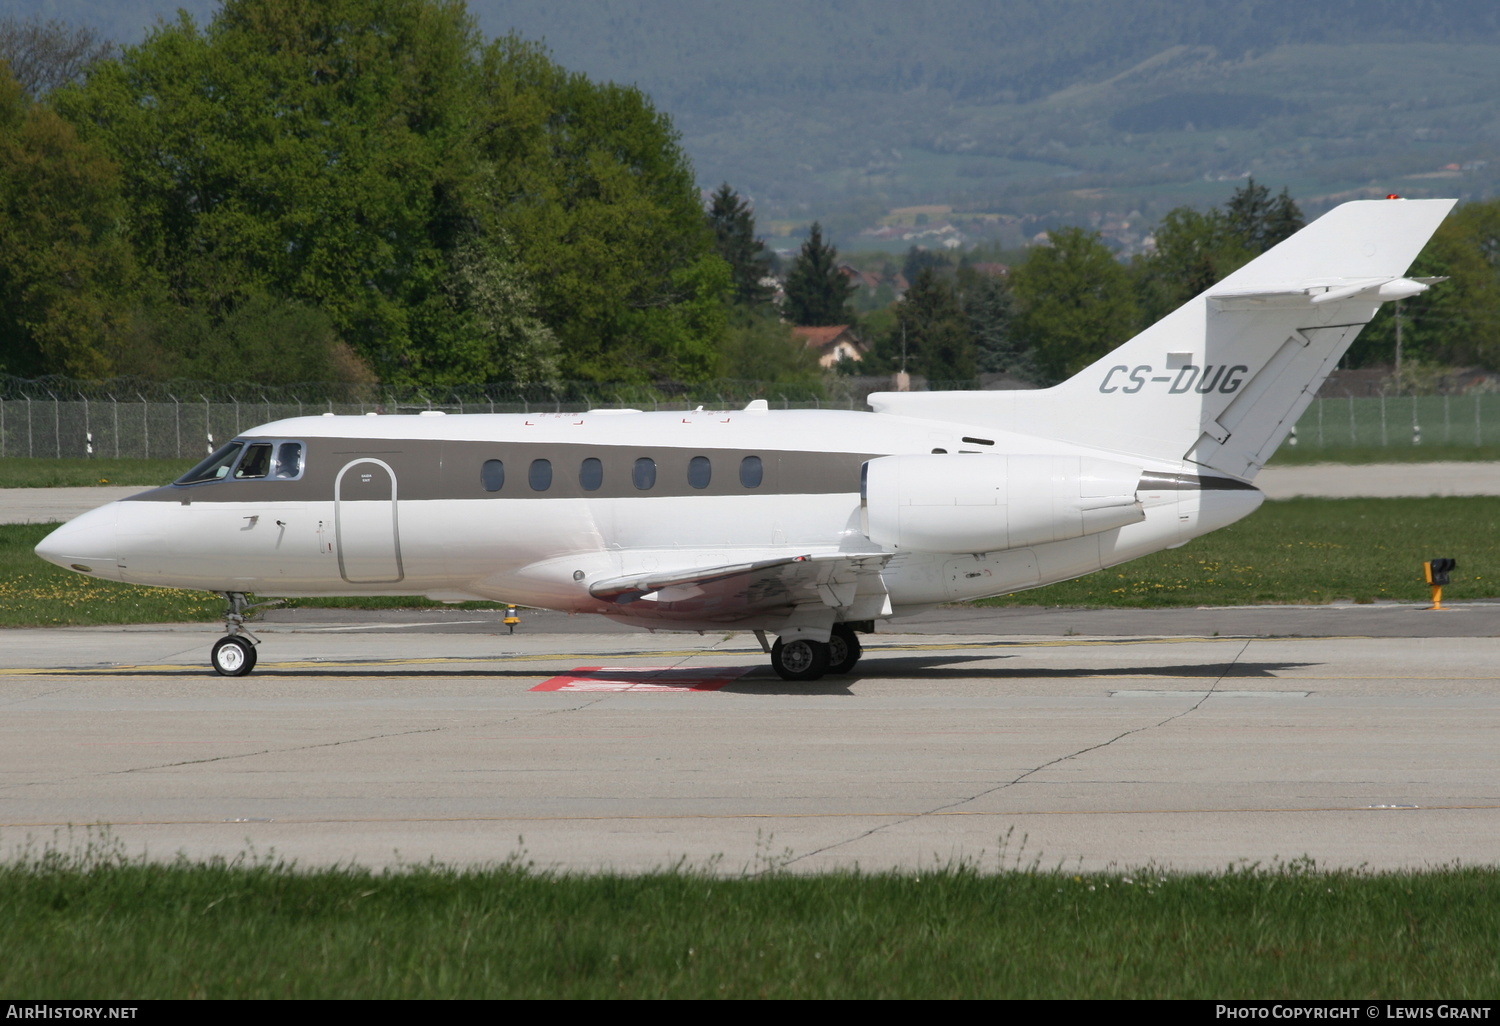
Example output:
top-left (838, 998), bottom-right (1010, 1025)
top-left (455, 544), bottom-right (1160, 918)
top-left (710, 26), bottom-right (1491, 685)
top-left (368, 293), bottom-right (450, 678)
top-left (274, 441), bottom-right (305, 479)
top-left (175, 439), bottom-right (306, 485)
top-left (234, 443), bottom-right (274, 479)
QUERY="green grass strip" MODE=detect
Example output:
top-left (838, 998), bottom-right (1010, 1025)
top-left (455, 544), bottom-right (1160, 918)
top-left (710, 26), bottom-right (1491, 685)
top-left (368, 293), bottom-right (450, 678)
top-left (0, 458), bottom-right (196, 488)
top-left (1, 838), bottom-right (1496, 999)
top-left (979, 496), bottom-right (1500, 608)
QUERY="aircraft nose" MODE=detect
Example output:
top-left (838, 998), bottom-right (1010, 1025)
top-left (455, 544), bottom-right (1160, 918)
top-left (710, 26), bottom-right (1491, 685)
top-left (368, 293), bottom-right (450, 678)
top-left (34, 502), bottom-right (122, 578)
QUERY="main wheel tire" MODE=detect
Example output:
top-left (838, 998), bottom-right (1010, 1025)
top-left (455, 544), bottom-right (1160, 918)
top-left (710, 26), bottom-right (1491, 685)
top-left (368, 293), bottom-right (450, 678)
top-left (827, 625), bottom-right (863, 674)
top-left (771, 637), bottom-right (829, 682)
top-left (211, 636), bottom-right (257, 677)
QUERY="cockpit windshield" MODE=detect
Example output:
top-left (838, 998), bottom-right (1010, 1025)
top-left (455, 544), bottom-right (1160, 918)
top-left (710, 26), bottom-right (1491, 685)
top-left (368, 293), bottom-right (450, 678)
top-left (174, 439), bottom-right (306, 485)
top-left (177, 442), bottom-right (244, 484)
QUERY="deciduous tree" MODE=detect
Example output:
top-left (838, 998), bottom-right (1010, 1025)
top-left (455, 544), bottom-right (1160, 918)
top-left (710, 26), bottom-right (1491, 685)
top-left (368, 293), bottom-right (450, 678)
top-left (0, 16), bottom-right (113, 99)
top-left (55, 0), bottom-right (722, 387)
top-left (1013, 227), bottom-right (1138, 383)
top-left (0, 64), bottom-right (136, 378)
top-left (1347, 197), bottom-right (1500, 372)
top-left (1134, 178), bottom-right (1304, 324)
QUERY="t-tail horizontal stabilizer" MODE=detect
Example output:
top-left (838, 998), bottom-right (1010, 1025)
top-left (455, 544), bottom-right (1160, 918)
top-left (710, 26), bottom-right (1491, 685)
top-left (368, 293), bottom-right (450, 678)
top-left (868, 198), bottom-right (1455, 480)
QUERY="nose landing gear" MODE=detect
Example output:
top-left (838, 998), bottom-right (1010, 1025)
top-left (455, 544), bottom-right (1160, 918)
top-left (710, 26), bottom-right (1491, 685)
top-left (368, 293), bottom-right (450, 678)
top-left (210, 592), bottom-right (280, 676)
top-left (211, 634), bottom-right (257, 676)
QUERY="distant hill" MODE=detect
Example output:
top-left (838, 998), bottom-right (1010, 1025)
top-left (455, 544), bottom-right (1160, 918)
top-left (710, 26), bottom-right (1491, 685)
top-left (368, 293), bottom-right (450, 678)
top-left (15, 0), bottom-right (1500, 242)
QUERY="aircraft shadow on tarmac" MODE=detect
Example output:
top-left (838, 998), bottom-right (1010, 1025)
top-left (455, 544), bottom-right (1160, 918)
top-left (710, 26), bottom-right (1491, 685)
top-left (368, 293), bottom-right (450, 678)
top-left (48, 654), bottom-right (1314, 686)
top-left (843, 654), bottom-right (1317, 680)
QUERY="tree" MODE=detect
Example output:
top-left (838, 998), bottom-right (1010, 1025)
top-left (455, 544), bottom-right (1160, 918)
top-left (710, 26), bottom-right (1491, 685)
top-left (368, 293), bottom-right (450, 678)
top-left (0, 63), bottom-right (137, 378)
top-left (707, 183), bottom-right (773, 305)
top-left (783, 222), bottom-right (854, 326)
top-left (719, 306), bottom-right (823, 388)
top-left (1012, 227), bottom-right (1138, 383)
top-left (1135, 179), bottom-right (1305, 324)
top-left (1224, 177), bottom-right (1303, 253)
top-left (902, 246), bottom-right (949, 287)
top-left (55, 1), bottom-right (722, 387)
top-left (446, 233), bottom-right (559, 386)
top-left (119, 292), bottom-right (370, 386)
top-left (470, 33), bottom-right (724, 383)
top-left (57, 0), bottom-right (484, 384)
top-left (1346, 197), bottom-right (1500, 372)
top-left (868, 268), bottom-right (977, 383)
top-left (957, 266), bottom-right (1031, 380)
top-left (0, 16), bottom-right (114, 99)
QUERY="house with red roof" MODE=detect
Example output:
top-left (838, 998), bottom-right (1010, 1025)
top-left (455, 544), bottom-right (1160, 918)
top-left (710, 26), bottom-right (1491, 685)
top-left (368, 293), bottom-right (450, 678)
top-left (790, 325), bottom-right (867, 368)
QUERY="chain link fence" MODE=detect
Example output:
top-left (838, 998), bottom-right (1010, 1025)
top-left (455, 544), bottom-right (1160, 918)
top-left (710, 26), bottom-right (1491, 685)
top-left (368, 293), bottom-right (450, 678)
top-left (6, 375), bottom-right (1499, 460)
top-left (0, 375), bottom-right (882, 460)
top-left (1287, 393), bottom-right (1500, 452)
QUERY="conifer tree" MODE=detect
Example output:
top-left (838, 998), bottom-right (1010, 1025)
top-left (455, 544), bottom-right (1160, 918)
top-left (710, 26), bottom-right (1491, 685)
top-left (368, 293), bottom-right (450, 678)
top-left (783, 222), bottom-right (854, 325)
top-left (708, 183), bottom-right (772, 305)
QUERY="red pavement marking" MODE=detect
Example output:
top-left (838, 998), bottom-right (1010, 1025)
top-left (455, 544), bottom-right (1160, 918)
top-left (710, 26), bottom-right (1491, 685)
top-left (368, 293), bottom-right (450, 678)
top-left (531, 666), bottom-right (750, 693)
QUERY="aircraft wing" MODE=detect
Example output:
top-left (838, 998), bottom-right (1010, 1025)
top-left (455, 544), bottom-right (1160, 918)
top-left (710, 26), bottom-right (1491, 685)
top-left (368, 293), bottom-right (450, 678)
top-left (588, 552), bottom-right (896, 623)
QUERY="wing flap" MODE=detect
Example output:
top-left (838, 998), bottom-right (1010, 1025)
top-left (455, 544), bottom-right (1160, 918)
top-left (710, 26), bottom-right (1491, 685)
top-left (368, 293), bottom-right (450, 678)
top-left (590, 552), bottom-right (894, 622)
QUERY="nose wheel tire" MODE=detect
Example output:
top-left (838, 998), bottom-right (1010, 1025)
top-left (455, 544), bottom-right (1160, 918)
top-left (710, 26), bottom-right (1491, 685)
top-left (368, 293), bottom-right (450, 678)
top-left (827, 625), bottom-right (863, 675)
top-left (211, 636), bottom-right (257, 677)
top-left (771, 637), bottom-right (829, 681)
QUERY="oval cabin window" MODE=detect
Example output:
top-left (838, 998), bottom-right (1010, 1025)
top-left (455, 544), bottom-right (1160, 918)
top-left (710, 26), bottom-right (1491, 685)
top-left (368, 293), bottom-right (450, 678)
top-left (632, 457), bottom-right (657, 490)
top-left (688, 456), bottom-right (712, 489)
top-left (579, 457), bottom-right (603, 491)
top-left (739, 455), bottom-right (763, 488)
top-left (481, 459), bottom-right (505, 492)
top-left (528, 459), bottom-right (552, 492)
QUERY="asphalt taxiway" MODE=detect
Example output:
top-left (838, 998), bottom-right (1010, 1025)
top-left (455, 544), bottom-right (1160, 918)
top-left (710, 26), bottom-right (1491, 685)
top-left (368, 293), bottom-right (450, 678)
top-left (4, 467), bottom-right (1497, 873)
top-left (2, 614), bottom-right (1496, 874)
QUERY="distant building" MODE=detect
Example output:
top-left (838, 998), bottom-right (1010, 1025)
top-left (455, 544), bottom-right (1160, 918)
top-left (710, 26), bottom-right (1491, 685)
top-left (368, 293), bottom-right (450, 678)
top-left (837, 264), bottom-right (884, 291)
top-left (967, 262), bottom-right (1009, 279)
top-left (790, 324), bottom-right (867, 368)
top-left (836, 263), bottom-right (907, 302)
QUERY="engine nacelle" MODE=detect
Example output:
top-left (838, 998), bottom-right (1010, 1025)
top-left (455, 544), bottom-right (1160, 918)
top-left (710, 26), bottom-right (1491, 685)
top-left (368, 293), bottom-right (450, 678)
top-left (861, 453), bottom-right (1145, 553)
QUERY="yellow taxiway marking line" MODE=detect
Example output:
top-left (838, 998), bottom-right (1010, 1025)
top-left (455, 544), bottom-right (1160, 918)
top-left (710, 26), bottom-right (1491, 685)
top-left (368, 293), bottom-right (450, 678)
top-left (0, 635), bottom-right (1391, 677)
top-left (3, 804), bottom-right (1497, 829)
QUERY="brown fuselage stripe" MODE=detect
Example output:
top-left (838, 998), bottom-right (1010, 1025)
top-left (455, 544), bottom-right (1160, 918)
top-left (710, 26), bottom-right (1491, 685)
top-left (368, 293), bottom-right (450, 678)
top-left (126, 437), bottom-right (882, 503)
top-left (125, 435), bottom-right (1256, 504)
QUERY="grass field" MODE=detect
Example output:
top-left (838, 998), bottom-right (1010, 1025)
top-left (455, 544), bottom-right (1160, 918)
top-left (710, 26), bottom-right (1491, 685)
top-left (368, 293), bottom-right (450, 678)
top-left (0, 458), bottom-right (196, 488)
top-left (978, 496), bottom-right (1499, 608)
top-left (2, 838), bottom-right (1496, 999)
top-left (6, 496), bottom-right (1498, 626)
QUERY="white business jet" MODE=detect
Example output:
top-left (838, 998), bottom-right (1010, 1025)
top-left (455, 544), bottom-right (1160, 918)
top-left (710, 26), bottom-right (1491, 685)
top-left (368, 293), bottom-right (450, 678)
top-left (36, 199), bottom-right (1453, 679)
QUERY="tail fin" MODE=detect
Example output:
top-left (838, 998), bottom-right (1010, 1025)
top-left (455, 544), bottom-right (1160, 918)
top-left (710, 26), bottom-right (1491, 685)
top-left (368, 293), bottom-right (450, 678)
top-left (870, 198), bottom-right (1455, 479)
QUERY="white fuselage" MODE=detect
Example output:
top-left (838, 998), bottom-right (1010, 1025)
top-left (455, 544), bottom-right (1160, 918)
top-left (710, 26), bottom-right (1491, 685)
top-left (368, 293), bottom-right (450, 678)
top-left (37, 406), bottom-right (1262, 632)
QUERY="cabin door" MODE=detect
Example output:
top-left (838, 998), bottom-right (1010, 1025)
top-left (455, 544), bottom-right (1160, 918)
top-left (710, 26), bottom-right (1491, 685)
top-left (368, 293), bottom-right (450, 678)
top-left (334, 458), bottom-right (404, 584)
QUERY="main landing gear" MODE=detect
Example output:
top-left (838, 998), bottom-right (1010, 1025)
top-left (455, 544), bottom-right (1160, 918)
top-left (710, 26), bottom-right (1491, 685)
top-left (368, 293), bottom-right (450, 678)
top-left (768, 624), bottom-right (863, 682)
top-left (210, 592), bottom-right (279, 677)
